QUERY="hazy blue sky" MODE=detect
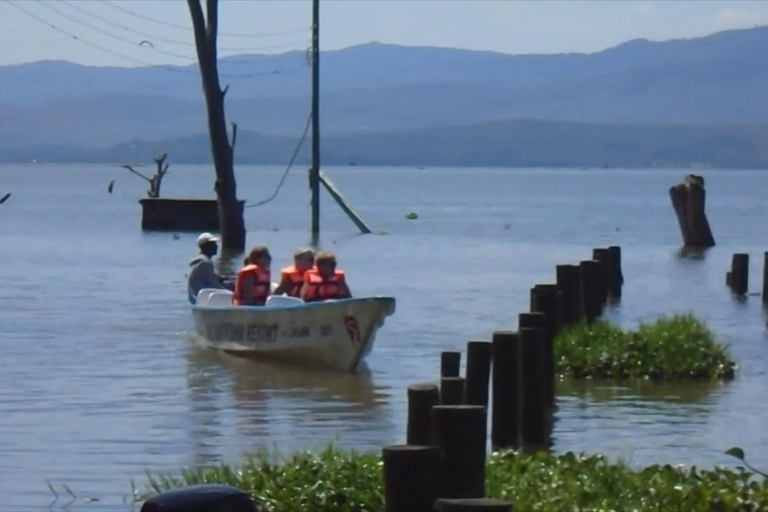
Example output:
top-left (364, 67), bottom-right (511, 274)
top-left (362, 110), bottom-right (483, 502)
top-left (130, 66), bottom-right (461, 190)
top-left (1, 0), bottom-right (766, 67)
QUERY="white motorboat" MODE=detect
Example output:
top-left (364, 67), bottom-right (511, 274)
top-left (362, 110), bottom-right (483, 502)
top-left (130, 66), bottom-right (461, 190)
top-left (190, 290), bottom-right (396, 372)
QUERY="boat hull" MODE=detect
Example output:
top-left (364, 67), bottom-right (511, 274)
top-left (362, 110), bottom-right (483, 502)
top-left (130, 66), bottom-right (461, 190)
top-left (191, 297), bottom-right (396, 372)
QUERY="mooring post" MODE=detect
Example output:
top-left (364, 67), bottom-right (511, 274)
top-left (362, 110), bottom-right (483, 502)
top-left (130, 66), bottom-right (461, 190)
top-left (383, 445), bottom-right (442, 512)
top-left (465, 341), bottom-right (493, 407)
top-left (592, 248), bottom-right (610, 304)
top-left (517, 324), bottom-right (549, 449)
top-left (441, 351), bottom-right (461, 377)
top-left (441, 377), bottom-right (466, 405)
top-left (579, 260), bottom-right (602, 322)
top-left (731, 253), bottom-right (749, 296)
top-left (140, 485), bottom-right (257, 512)
top-left (491, 330), bottom-right (520, 450)
top-left (436, 498), bottom-right (513, 511)
top-left (407, 383), bottom-right (440, 446)
top-left (607, 245), bottom-right (623, 299)
top-left (556, 264), bottom-right (582, 326)
top-left (529, 286), bottom-right (560, 408)
top-left (763, 252), bottom-right (768, 305)
top-left (431, 405), bottom-right (487, 499)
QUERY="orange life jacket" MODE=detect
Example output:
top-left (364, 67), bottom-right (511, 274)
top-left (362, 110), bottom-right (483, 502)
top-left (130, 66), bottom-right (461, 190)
top-left (303, 269), bottom-right (347, 302)
top-left (281, 264), bottom-right (310, 298)
top-left (233, 264), bottom-right (271, 306)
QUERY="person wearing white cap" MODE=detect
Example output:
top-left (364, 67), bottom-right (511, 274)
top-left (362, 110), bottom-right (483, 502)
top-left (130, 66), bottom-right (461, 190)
top-left (187, 232), bottom-right (227, 304)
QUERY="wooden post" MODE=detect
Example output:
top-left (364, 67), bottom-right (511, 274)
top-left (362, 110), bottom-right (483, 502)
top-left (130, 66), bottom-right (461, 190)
top-left (529, 287), bottom-right (559, 408)
top-left (592, 248), bottom-right (610, 304)
top-left (726, 271), bottom-right (732, 288)
top-left (607, 246), bottom-right (623, 299)
top-left (517, 324), bottom-right (549, 449)
top-left (556, 264), bottom-right (582, 326)
top-left (383, 445), bottom-right (441, 512)
top-left (140, 484), bottom-right (257, 512)
top-left (731, 253), bottom-right (749, 296)
top-left (441, 377), bottom-right (466, 405)
top-left (763, 252), bottom-right (768, 305)
top-left (436, 499), bottom-right (513, 511)
top-left (431, 405), bottom-right (487, 499)
top-left (491, 331), bottom-right (520, 450)
top-left (579, 260), bottom-right (602, 322)
top-left (669, 174), bottom-right (715, 248)
top-left (441, 351), bottom-right (461, 377)
top-left (465, 341), bottom-right (493, 407)
top-left (407, 383), bottom-right (439, 446)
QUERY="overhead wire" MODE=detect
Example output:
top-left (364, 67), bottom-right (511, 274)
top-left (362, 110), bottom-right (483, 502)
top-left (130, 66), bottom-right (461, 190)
top-left (59, 1), bottom-right (312, 54)
top-left (244, 111), bottom-right (313, 209)
top-left (5, 1), bottom-right (311, 79)
top-left (101, 0), bottom-right (311, 38)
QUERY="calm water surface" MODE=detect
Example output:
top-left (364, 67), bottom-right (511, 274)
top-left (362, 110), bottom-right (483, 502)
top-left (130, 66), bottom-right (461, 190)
top-left (0, 164), bottom-right (766, 511)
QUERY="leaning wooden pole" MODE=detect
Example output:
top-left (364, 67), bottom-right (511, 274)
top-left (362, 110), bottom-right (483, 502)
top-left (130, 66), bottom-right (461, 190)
top-left (310, 0), bottom-right (320, 243)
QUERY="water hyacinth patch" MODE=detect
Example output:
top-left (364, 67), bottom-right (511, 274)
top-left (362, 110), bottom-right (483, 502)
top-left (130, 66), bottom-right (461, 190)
top-left (554, 314), bottom-right (735, 380)
top-left (142, 447), bottom-right (768, 512)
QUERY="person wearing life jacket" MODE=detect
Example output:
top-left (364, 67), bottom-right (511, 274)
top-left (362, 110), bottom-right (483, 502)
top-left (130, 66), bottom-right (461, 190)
top-left (233, 246), bottom-right (272, 306)
top-left (301, 251), bottom-right (352, 302)
top-left (272, 247), bottom-right (315, 298)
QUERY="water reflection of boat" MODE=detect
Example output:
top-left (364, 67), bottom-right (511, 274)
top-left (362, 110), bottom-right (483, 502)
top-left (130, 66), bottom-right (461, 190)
top-left (191, 295), bottom-right (396, 372)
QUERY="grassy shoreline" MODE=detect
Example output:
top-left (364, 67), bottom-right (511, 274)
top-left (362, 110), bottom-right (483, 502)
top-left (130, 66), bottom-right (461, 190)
top-left (142, 447), bottom-right (768, 512)
top-left (554, 314), bottom-right (736, 380)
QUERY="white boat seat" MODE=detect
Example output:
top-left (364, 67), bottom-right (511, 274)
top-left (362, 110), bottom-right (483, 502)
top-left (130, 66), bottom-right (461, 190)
top-left (196, 288), bottom-right (221, 306)
top-left (265, 295), bottom-right (305, 307)
top-left (206, 290), bottom-right (235, 307)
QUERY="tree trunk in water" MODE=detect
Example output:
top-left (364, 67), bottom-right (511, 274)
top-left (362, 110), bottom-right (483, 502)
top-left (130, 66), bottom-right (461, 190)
top-left (187, 0), bottom-right (245, 251)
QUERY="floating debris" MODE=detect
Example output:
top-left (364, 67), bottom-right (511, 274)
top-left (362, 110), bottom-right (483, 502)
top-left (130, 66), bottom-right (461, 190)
top-left (405, 212), bottom-right (418, 220)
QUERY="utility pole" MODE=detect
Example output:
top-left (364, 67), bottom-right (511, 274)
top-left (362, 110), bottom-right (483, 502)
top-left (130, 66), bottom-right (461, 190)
top-left (310, 0), bottom-right (320, 243)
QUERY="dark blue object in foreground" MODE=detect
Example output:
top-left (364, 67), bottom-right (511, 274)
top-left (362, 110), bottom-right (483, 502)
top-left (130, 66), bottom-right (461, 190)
top-left (140, 484), bottom-right (257, 512)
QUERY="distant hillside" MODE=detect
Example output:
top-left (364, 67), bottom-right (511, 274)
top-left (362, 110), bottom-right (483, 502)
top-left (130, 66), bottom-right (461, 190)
top-left (5, 120), bottom-right (766, 168)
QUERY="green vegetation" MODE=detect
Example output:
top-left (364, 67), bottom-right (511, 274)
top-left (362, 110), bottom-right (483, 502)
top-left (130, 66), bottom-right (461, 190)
top-left (555, 314), bottom-right (736, 380)
top-left (143, 447), bottom-right (768, 512)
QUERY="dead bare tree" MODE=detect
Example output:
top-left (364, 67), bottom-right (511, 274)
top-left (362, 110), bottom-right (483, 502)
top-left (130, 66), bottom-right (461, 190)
top-left (121, 153), bottom-right (170, 198)
top-left (187, 0), bottom-right (245, 251)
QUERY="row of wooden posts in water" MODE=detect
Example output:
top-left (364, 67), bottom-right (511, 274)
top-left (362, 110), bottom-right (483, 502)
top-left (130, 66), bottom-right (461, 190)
top-left (381, 246), bottom-right (624, 512)
top-left (726, 252), bottom-right (768, 307)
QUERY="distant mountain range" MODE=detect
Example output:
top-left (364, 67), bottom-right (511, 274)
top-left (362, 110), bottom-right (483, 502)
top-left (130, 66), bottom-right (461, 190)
top-left (0, 26), bottom-right (766, 167)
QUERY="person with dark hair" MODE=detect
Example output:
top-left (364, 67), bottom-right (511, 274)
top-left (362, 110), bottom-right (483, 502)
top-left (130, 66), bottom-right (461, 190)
top-left (301, 251), bottom-right (351, 302)
top-left (233, 246), bottom-right (272, 306)
top-left (273, 247), bottom-right (315, 298)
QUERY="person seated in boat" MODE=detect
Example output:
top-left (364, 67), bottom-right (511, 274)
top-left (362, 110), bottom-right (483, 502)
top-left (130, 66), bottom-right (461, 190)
top-left (188, 232), bottom-right (229, 304)
top-left (301, 251), bottom-right (352, 302)
top-left (233, 246), bottom-right (273, 306)
top-left (272, 247), bottom-right (315, 298)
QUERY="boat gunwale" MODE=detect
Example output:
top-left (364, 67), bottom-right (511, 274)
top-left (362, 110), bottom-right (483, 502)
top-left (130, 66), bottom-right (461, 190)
top-left (190, 296), bottom-right (396, 314)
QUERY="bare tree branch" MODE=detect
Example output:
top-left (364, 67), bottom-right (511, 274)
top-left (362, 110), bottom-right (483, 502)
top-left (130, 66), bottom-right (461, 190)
top-left (121, 164), bottom-right (152, 183)
top-left (231, 122), bottom-right (238, 154)
top-left (222, 84), bottom-right (229, 98)
top-left (205, 0), bottom-right (219, 59)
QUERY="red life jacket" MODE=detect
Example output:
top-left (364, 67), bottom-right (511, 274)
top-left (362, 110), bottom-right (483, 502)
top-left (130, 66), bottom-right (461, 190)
top-left (280, 264), bottom-right (310, 298)
top-left (302, 269), bottom-right (347, 302)
top-left (233, 264), bottom-right (271, 306)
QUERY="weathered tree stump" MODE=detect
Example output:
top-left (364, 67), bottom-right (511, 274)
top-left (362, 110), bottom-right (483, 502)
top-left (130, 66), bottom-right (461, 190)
top-left (431, 405), bottom-right (487, 499)
top-left (730, 253), bottom-right (749, 296)
top-left (407, 383), bottom-right (440, 445)
top-left (491, 331), bottom-right (520, 450)
top-left (441, 377), bottom-right (466, 405)
top-left (763, 252), bottom-right (768, 305)
top-left (436, 498), bottom-right (513, 511)
top-left (383, 445), bottom-right (442, 512)
top-left (140, 484), bottom-right (257, 512)
top-left (669, 174), bottom-right (715, 248)
top-left (441, 351), bottom-right (461, 377)
top-left (465, 341), bottom-right (493, 407)
top-left (556, 264), bottom-right (582, 326)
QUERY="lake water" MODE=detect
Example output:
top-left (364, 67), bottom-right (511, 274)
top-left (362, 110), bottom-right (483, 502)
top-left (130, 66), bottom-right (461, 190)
top-left (0, 164), bottom-right (766, 511)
